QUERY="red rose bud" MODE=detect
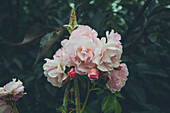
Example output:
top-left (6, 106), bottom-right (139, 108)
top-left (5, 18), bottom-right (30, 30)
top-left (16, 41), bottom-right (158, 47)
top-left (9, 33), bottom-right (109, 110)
top-left (88, 68), bottom-right (99, 82)
top-left (64, 77), bottom-right (69, 83)
top-left (103, 76), bottom-right (109, 81)
top-left (117, 65), bottom-right (123, 70)
top-left (68, 68), bottom-right (76, 80)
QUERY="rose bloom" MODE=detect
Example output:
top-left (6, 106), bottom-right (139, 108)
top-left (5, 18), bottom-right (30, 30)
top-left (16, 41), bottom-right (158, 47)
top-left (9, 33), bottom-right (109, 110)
top-left (43, 55), bottom-right (67, 87)
top-left (0, 100), bottom-right (12, 113)
top-left (3, 78), bottom-right (26, 101)
top-left (69, 25), bottom-right (98, 43)
top-left (61, 25), bottom-right (98, 46)
top-left (106, 63), bottom-right (129, 93)
top-left (93, 30), bottom-right (122, 72)
top-left (62, 25), bottom-right (100, 74)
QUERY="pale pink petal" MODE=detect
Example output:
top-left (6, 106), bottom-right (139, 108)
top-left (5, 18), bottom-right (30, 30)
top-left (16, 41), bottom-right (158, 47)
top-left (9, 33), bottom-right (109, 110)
top-left (106, 63), bottom-right (129, 93)
top-left (43, 56), bottom-right (67, 87)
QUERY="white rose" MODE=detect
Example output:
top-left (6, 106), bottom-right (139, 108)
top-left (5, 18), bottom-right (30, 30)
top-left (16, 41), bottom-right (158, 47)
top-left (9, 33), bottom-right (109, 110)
top-left (43, 56), bottom-right (67, 87)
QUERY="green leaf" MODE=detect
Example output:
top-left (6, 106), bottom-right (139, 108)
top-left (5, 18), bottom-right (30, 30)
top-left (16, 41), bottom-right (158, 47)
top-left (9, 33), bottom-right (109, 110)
top-left (96, 90), bottom-right (104, 95)
top-left (114, 92), bottom-right (125, 99)
top-left (35, 28), bottom-right (65, 64)
top-left (91, 88), bottom-right (102, 91)
top-left (114, 97), bottom-right (122, 113)
top-left (103, 103), bottom-right (115, 113)
top-left (56, 106), bottom-right (66, 113)
top-left (101, 95), bottom-right (114, 112)
top-left (39, 32), bottom-right (54, 48)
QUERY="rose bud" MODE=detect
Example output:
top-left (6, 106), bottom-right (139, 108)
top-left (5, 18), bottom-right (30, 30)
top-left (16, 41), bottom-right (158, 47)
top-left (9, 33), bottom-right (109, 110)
top-left (68, 68), bottom-right (76, 80)
top-left (88, 68), bottom-right (99, 83)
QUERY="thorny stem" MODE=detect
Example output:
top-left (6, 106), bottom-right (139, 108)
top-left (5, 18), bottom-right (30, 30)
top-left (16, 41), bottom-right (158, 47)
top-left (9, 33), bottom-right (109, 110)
top-left (80, 79), bottom-right (90, 113)
top-left (80, 79), bottom-right (101, 113)
top-left (74, 78), bottom-right (81, 113)
top-left (63, 83), bottom-right (70, 113)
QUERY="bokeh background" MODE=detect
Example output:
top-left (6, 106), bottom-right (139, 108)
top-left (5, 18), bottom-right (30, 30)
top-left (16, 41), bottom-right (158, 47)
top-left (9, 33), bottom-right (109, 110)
top-left (0, 0), bottom-right (170, 113)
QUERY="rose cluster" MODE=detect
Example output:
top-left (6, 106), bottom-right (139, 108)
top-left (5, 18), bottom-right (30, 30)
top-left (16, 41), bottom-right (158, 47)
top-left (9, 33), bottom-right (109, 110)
top-left (0, 78), bottom-right (26, 113)
top-left (43, 25), bottom-right (129, 93)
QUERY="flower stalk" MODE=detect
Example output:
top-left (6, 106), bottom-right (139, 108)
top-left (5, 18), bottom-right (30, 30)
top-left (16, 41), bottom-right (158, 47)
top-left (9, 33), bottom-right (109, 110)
top-left (80, 79), bottom-right (90, 113)
top-left (63, 83), bottom-right (70, 113)
top-left (9, 97), bottom-right (19, 113)
top-left (74, 78), bottom-right (81, 113)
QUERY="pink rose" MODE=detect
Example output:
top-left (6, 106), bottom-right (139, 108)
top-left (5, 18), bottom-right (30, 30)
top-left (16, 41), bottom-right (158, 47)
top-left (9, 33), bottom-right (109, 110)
top-left (69, 25), bottom-right (98, 43)
top-left (62, 34), bottom-right (99, 74)
top-left (43, 56), bottom-right (67, 87)
top-left (61, 25), bottom-right (98, 47)
top-left (106, 63), bottom-right (129, 93)
top-left (3, 79), bottom-right (26, 101)
top-left (62, 36), bottom-right (97, 74)
top-left (0, 100), bottom-right (12, 113)
top-left (93, 30), bottom-right (122, 71)
top-left (61, 25), bottom-right (100, 74)
top-left (88, 68), bottom-right (99, 82)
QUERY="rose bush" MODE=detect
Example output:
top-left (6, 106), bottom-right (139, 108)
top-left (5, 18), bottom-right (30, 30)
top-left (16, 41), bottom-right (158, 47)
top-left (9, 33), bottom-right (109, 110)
top-left (43, 24), bottom-right (129, 97)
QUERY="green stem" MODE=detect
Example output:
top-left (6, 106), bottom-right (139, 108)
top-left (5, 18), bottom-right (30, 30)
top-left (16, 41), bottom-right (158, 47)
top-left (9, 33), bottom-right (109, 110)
top-left (13, 102), bottom-right (19, 113)
top-left (69, 109), bottom-right (76, 113)
top-left (63, 83), bottom-right (70, 113)
top-left (80, 79), bottom-right (90, 113)
top-left (80, 79), bottom-right (100, 113)
top-left (9, 97), bottom-right (19, 113)
top-left (74, 78), bottom-right (81, 113)
top-left (70, 87), bottom-right (74, 105)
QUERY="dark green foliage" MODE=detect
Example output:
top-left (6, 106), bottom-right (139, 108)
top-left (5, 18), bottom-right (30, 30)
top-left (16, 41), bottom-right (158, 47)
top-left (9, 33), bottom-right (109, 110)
top-left (0, 0), bottom-right (170, 113)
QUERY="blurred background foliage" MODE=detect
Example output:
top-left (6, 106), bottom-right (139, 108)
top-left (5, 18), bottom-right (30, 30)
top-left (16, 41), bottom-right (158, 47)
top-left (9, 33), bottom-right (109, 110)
top-left (0, 0), bottom-right (170, 113)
